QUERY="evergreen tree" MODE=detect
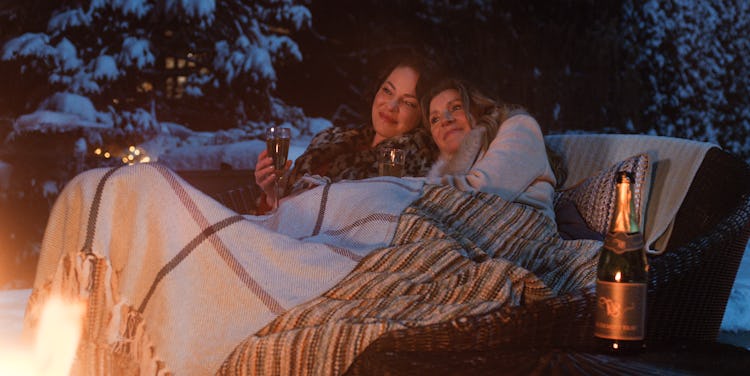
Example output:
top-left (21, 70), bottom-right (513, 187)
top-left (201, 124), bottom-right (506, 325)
top-left (1, 0), bottom-right (312, 134)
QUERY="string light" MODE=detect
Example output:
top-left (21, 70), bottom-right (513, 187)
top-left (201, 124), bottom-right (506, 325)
top-left (93, 145), bottom-right (151, 165)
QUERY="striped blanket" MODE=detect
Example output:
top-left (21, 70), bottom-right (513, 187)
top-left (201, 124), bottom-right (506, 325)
top-left (25, 164), bottom-right (602, 375)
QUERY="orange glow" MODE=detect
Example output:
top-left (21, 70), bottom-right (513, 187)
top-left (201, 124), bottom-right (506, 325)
top-left (0, 296), bottom-right (85, 375)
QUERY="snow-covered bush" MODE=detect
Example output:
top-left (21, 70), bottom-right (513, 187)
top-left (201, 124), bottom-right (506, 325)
top-left (622, 0), bottom-right (750, 161)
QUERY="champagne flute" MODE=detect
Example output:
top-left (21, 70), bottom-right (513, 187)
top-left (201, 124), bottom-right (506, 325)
top-left (378, 147), bottom-right (405, 177)
top-left (265, 127), bottom-right (291, 210)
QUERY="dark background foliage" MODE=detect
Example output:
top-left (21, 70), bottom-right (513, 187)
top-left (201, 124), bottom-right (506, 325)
top-left (275, 0), bottom-right (640, 136)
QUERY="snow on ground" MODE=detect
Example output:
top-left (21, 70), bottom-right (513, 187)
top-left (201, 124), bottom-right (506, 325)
top-left (722, 245), bottom-right (750, 333)
top-left (0, 288), bottom-right (31, 346)
top-left (155, 138), bottom-right (309, 171)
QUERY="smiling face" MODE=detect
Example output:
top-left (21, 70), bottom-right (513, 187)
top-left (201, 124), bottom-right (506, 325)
top-left (370, 65), bottom-right (421, 146)
top-left (428, 89), bottom-right (472, 158)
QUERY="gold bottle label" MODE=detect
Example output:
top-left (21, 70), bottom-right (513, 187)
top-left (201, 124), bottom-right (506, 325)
top-left (594, 280), bottom-right (646, 340)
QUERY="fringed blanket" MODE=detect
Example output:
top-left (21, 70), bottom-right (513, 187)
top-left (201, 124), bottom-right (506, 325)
top-left (25, 163), bottom-right (602, 375)
top-left (26, 164), bottom-right (422, 375)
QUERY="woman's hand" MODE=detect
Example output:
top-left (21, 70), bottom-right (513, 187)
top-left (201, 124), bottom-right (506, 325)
top-left (254, 149), bottom-right (292, 208)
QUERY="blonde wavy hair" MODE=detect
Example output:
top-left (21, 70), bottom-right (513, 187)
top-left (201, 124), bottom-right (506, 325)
top-left (420, 78), bottom-right (527, 154)
top-left (421, 78), bottom-right (567, 187)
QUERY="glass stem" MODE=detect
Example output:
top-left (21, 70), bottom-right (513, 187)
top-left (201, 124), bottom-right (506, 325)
top-left (275, 175), bottom-right (280, 210)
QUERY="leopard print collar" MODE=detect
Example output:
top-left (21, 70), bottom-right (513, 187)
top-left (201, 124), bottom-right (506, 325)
top-left (285, 125), bottom-right (437, 196)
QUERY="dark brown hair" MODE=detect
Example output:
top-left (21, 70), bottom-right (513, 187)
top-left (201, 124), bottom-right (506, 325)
top-left (362, 49), bottom-right (439, 128)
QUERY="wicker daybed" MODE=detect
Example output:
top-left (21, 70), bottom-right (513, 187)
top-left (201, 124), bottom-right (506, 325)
top-left (177, 133), bottom-right (750, 374)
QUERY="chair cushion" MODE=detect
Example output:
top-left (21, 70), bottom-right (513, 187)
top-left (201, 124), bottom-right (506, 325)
top-left (555, 153), bottom-right (651, 238)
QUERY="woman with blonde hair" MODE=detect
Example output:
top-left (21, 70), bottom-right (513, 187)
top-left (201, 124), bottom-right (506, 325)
top-left (422, 77), bottom-right (559, 220)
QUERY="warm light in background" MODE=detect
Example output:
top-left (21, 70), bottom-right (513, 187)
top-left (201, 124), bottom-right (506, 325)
top-left (94, 145), bottom-right (151, 165)
top-left (0, 296), bottom-right (85, 376)
top-left (139, 81), bottom-right (153, 92)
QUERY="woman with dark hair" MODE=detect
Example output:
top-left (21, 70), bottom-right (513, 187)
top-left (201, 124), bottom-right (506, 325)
top-left (254, 53), bottom-right (439, 211)
top-left (422, 77), bottom-right (558, 219)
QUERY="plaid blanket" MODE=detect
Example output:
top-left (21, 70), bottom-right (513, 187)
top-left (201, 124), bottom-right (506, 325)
top-left (25, 164), bottom-right (602, 375)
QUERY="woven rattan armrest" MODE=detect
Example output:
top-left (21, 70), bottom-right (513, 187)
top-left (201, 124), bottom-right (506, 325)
top-left (646, 147), bottom-right (750, 341)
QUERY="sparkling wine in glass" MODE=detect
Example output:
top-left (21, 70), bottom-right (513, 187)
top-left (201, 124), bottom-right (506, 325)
top-left (266, 128), bottom-right (291, 171)
top-left (378, 148), bottom-right (405, 177)
top-left (265, 127), bottom-right (291, 210)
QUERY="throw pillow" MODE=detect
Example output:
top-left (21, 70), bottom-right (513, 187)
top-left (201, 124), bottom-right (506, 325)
top-left (555, 153), bottom-right (651, 238)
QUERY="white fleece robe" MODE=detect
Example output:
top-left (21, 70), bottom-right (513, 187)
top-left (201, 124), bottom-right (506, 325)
top-left (426, 114), bottom-right (557, 220)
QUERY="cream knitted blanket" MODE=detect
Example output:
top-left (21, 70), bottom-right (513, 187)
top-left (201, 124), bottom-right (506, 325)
top-left (26, 164), bottom-right (422, 375)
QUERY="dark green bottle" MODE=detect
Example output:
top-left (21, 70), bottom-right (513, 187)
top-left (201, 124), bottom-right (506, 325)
top-left (594, 171), bottom-right (649, 353)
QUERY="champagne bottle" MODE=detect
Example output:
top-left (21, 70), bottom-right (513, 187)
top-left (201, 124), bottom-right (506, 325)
top-left (594, 171), bottom-right (649, 353)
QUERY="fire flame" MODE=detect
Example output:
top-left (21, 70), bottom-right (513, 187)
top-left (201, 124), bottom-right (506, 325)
top-left (0, 296), bottom-right (85, 376)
